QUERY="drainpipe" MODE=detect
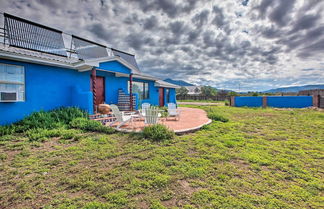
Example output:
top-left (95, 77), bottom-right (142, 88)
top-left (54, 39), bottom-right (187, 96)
top-left (91, 67), bottom-right (97, 113)
top-left (129, 73), bottom-right (133, 111)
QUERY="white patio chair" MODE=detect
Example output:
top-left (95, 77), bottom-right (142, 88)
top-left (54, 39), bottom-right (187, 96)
top-left (140, 103), bottom-right (151, 117)
top-left (144, 107), bottom-right (160, 125)
top-left (167, 103), bottom-right (180, 120)
top-left (110, 104), bottom-right (136, 128)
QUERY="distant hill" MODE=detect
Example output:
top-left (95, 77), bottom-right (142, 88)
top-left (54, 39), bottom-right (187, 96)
top-left (163, 79), bottom-right (194, 86)
top-left (263, 84), bottom-right (324, 93)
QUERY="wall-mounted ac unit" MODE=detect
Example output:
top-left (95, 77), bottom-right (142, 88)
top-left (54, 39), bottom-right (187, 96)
top-left (0, 91), bottom-right (18, 102)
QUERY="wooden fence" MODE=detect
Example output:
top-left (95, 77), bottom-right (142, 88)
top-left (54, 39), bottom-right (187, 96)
top-left (177, 95), bottom-right (230, 101)
top-left (319, 96), bottom-right (324, 108)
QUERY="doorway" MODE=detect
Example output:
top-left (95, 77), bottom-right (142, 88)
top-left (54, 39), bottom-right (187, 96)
top-left (91, 76), bottom-right (105, 107)
top-left (159, 87), bottom-right (164, 107)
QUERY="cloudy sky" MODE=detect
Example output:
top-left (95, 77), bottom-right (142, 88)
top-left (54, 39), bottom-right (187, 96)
top-left (1, 0), bottom-right (324, 91)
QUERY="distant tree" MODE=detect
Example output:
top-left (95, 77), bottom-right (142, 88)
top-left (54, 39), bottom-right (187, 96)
top-left (194, 87), bottom-right (200, 94)
top-left (200, 86), bottom-right (217, 97)
top-left (217, 90), bottom-right (230, 97)
top-left (252, 92), bottom-right (259, 96)
top-left (228, 91), bottom-right (238, 96)
top-left (176, 87), bottom-right (189, 96)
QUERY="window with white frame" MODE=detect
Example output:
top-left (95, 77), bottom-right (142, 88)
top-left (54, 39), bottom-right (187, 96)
top-left (0, 63), bottom-right (25, 102)
top-left (128, 81), bottom-right (149, 100)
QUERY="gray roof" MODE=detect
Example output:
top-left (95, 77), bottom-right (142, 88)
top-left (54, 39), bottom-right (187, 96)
top-left (111, 48), bottom-right (141, 73)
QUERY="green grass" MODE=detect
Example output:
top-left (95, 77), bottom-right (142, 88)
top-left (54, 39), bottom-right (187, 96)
top-left (0, 106), bottom-right (323, 208)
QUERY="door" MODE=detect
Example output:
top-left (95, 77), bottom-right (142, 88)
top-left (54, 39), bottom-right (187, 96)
top-left (91, 76), bottom-right (105, 107)
top-left (159, 87), bottom-right (164, 107)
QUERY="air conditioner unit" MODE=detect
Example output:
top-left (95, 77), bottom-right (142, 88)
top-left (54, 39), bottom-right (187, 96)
top-left (0, 91), bottom-right (18, 102)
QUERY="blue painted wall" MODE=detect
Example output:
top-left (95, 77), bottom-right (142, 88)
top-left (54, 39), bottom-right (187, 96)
top-left (234, 96), bottom-right (313, 108)
top-left (169, 88), bottom-right (177, 104)
top-left (0, 59), bottom-right (93, 125)
top-left (235, 97), bottom-right (263, 107)
top-left (99, 61), bottom-right (131, 74)
top-left (0, 59), bottom-right (178, 125)
top-left (267, 96), bottom-right (313, 108)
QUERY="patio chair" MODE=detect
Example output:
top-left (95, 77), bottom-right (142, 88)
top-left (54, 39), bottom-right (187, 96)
top-left (144, 107), bottom-right (160, 125)
top-left (110, 104), bottom-right (136, 129)
top-left (167, 103), bottom-right (180, 120)
top-left (140, 103), bottom-right (151, 117)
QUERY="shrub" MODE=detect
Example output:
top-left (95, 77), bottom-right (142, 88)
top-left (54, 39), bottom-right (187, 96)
top-left (142, 124), bottom-right (174, 141)
top-left (0, 125), bottom-right (15, 136)
top-left (207, 112), bottom-right (229, 122)
top-left (25, 128), bottom-right (81, 142)
top-left (69, 118), bottom-right (115, 134)
top-left (8, 107), bottom-right (88, 133)
top-left (224, 100), bottom-right (230, 106)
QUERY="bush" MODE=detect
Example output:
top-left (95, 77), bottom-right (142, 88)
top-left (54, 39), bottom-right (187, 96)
top-left (6, 107), bottom-right (88, 134)
top-left (142, 124), bottom-right (174, 141)
top-left (0, 125), bottom-right (15, 136)
top-left (25, 128), bottom-right (81, 142)
top-left (207, 113), bottom-right (229, 122)
top-left (224, 100), bottom-right (230, 106)
top-left (69, 118), bottom-right (115, 134)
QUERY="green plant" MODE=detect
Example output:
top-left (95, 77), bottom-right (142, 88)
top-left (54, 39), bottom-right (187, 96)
top-left (207, 112), bottom-right (229, 122)
top-left (69, 118), bottom-right (115, 134)
top-left (142, 124), bottom-right (174, 141)
top-left (0, 125), bottom-right (15, 136)
top-left (224, 100), bottom-right (230, 106)
top-left (12, 107), bottom-right (88, 133)
top-left (25, 128), bottom-right (81, 142)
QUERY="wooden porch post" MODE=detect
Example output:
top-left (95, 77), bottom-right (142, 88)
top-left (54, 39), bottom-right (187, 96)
top-left (91, 68), bottom-right (97, 113)
top-left (129, 73), bottom-right (133, 111)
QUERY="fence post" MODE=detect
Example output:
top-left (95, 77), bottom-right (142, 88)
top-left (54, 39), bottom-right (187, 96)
top-left (230, 96), bottom-right (235, 107)
top-left (262, 96), bottom-right (267, 108)
top-left (313, 95), bottom-right (319, 107)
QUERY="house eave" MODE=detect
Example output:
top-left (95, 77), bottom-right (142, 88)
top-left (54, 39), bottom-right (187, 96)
top-left (155, 80), bottom-right (180, 89)
top-left (0, 51), bottom-right (79, 69)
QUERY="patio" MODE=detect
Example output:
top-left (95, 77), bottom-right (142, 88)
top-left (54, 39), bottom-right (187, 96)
top-left (109, 107), bottom-right (212, 134)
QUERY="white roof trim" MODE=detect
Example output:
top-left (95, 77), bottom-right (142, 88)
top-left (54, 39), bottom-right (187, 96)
top-left (155, 80), bottom-right (180, 89)
top-left (133, 73), bottom-right (158, 81)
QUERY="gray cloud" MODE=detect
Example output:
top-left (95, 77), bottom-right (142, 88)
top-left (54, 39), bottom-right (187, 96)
top-left (212, 6), bottom-right (225, 28)
top-left (269, 0), bottom-right (296, 26)
top-left (192, 9), bottom-right (209, 27)
top-left (143, 15), bottom-right (158, 30)
top-left (1, 0), bottom-right (323, 91)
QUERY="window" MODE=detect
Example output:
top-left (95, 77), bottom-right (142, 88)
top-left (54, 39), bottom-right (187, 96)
top-left (128, 81), bottom-right (149, 100)
top-left (0, 63), bottom-right (25, 101)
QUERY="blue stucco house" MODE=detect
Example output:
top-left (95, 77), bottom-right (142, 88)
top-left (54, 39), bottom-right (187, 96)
top-left (0, 13), bottom-right (178, 125)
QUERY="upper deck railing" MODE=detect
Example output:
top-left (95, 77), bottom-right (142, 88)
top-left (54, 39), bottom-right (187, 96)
top-left (0, 12), bottom-right (141, 63)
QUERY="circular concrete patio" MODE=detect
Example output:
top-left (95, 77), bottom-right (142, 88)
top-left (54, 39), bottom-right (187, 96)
top-left (113, 107), bottom-right (212, 134)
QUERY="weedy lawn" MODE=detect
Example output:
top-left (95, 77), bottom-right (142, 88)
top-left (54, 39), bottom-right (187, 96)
top-left (0, 106), bottom-right (323, 208)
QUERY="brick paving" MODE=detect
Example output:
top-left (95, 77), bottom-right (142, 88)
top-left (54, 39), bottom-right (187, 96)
top-left (111, 107), bottom-right (211, 134)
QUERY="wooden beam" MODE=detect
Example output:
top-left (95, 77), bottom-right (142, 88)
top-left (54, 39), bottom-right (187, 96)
top-left (91, 68), bottom-right (97, 113)
top-left (129, 73), bottom-right (133, 111)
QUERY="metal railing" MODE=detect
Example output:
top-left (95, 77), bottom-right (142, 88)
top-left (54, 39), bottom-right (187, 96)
top-left (0, 12), bottom-right (119, 61)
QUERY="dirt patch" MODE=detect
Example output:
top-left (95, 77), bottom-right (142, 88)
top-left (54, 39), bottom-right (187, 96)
top-left (177, 179), bottom-right (199, 195)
